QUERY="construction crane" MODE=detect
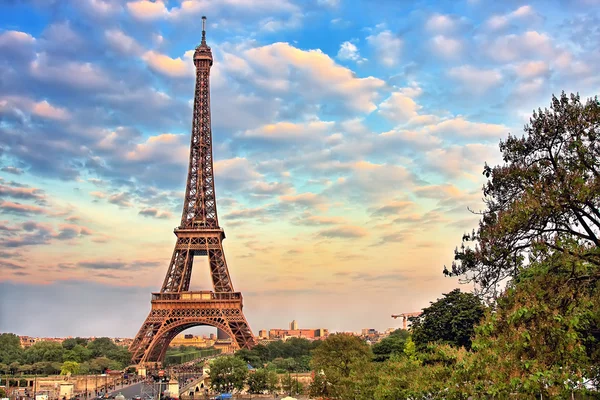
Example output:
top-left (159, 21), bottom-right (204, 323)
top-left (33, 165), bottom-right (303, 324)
top-left (391, 312), bottom-right (422, 329)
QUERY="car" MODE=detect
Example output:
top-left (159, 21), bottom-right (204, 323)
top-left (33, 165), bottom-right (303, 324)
top-left (132, 396), bottom-right (142, 400)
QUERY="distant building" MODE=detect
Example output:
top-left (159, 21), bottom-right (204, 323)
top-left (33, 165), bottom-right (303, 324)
top-left (361, 328), bottom-right (376, 335)
top-left (268, 328), bottom-right (328, 340)
top-left (258, 330), bottom-right (268, 339)
top-left (169, 334), bottom-right (214, 348)
top-left (289, 320), bottom-right (298, 330)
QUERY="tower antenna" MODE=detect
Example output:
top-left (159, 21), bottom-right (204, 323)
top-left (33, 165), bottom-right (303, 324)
top-left (201, 16), bottom-right (207, 45)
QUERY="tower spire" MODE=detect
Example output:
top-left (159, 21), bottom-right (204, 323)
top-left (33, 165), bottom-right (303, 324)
top-left (201, 15), bottom-right (207, 46)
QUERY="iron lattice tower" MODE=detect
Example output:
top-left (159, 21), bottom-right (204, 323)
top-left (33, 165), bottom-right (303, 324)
top-left (129, 17), bottom-right (256, 366)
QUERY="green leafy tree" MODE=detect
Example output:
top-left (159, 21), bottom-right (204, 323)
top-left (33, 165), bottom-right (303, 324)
top-left (18, 364), bottom-right (32, 375)
top-left (446, 93), bottom-right (600, 297)
top-left (411, 289), bottom-right (485, 351)
top-left (246, 369), bottom-right (268, 394)
top-left (61, 339), bottom-right (78, 351)
top-left (63, 345), bottom-right (93, 363)
top-left (456, 247), bottom-right (600, 398)
top-left (266, 370), bottom-right (280, 396)
top-left (0, 334), bottom-right (23, 364)
top-left (372, 332), bottom-right (408, 362)
top-left (208, 356), bottom-right (248, 393)
top-left (24, 341), bottom-right (65, 364)
top-left (87, 338), bottom-right (119, 358)
top-left (60, 361), bottom-right (80, 375)
top-left (308, 372), bottom-right (329, 398)
top-left (0, 363), bottom-right (7, 373)
top-left (280, 373), bottom-right (293, 395)
top-left (9, 362), bottom-right (20, 374)
top-left (0, 387), bottom-right (6, 397)
top-left (234, 348), bottom-right (262, 368)
top-left (310, 333), bottom-right (374, 399)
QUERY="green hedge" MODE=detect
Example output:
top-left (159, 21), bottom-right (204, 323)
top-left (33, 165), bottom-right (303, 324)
top-left (164, 349), bottom-right (221, 365)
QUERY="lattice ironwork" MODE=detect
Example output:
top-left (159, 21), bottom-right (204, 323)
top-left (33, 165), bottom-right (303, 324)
top-left (130, 17), bottom-right (256, 366)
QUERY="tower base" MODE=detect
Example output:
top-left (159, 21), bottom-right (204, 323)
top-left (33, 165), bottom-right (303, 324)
top-left (129, 291), bottom-right (255, 365)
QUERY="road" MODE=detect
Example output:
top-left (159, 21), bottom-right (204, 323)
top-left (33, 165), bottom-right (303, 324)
top-left (108, 382), bottom-right (145, 399)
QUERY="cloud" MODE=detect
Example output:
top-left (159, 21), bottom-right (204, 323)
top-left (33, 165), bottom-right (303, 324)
top-left (0, 167), bottom-right (24, 175)
top-left (30, 53), bottom-right (112, 90)
top-left (485, 5), bottom-right (540, 31)
top-left (0, 184), bottom-right (45, 202)
top-left (424, 143), bottom-right (500, 178)
top-left (0, 96), bottom-right (70, 121)
top-left (240, 120), bottom-right (335, 141)
top-left (317, 225), bottom-right (368, 238)
top-left (485, 31), bottom-right (554, 63)
top-left (425, 117), bottom-right (508, 140)
top-left (126, 0), bottom-right (168, 20)
top-left (214, 157), bottom-right (263, 182)
top-left (366, 30), bottom-right (403, 67)
top-left (337, 41), bottom-right (364, 62)
top-left (425, 14), bottom-right (460, 32)
top-left (429, 35), bottom-right (463, 59)
top-left (0, 201), bottom-right (47, 216)
top-left (105, 29), bottom-right (144, 56)
top-left (378, 92), bottom-right (420, 124)
top-left (243, 42), bottom-right (386, 113)
top-left (279, 192), bottom-right (328, 210)
top-left (138, 207), bottom-right (173, 219)
top-left (513, 61), bottom-right (550, 79)
top-left (142, 50), bottom-right (194, 78)
top-left (107, 192), bottom-right (132, 208)
top-left (292, 214), bottom-right (346, 226)
top-left (448, 65), bottom-right (503, 93)
top-left (369, 200), bottom-right (414, 217)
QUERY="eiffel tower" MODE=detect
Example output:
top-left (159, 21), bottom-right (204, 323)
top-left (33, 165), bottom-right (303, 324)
top-left (129, 17), bottom-right (256, 366)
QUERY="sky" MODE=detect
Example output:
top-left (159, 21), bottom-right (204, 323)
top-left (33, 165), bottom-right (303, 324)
top-left (0, 0), bottom-right (599, 339)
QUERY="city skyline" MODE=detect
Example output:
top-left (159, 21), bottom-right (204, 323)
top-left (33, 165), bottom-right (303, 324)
top-left (1, 0), bottom-right (599, 338)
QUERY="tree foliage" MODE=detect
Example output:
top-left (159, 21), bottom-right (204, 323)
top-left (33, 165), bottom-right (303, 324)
top-left (372, 330), bottom-right (410, 362)
top-left (0, 335), bottom-right (130, 375)
top-left (457, 247), bottom-right (600, 397)
top-left (246, 368), bottom-right (268, 394)
top-left (234, 337), bottom-right (319, 372)
top-left (0, 334), bottom-right (23, 365)
top-left (208, 356), bottom-right (248, 393)
top-left (411, 289), bottom-right (485, 351)
top-left (60, 361), bottom-right (80, 375)
top-left (446, 93), bottom-right (600, 296)
top-left (310, 334), bottom-right (374, 399)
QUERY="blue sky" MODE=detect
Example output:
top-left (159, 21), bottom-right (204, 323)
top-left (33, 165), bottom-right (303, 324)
top-left (0, 0), bottom-right (598, 338)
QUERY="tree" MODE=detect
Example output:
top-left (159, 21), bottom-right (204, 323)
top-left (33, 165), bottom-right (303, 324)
top-left (446, 93), bottom-right (600, 297)
top-left (0, 334), bottom-right (23, 364)
top-left (372, 332), bottom-right (409, 362)
top-left (266, 370), bottom-right (280, 396)
top-left (310, 334), bottom-right (373, 399)
top-left (308, 372), bottom-right (329, 398)
top-left (247, 369), bottom-right (268, 394)
top-left (24, 341), bottom-right (65, 364)
top-left (411, 289), bottom-right (485, 351)
top-left (456, 247), bottom-right (600, 398)
top-left (63, 345), bottom-right (92, 363)
top-left (280, 373), bottom-right (293, 395)
top-left (234, 348), bottom-right (262, 368)
top-left (87, 338), bottom-right (119, 358)
top-left (18, 364), bottom-right (32, 375)
top-left (0, 387), bottom-right (6, 398)
top-left (60, 361), bottom-right (80, 375)
top-left (208, 356), bottom-right (248, 393)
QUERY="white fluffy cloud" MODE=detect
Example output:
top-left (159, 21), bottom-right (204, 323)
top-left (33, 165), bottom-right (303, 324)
top-left (486, 5), bottom-right (539, 31)
top-left (366, 30), bottom-right (403, 67)
top-left (448, 65), bottom-right (503, 93)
